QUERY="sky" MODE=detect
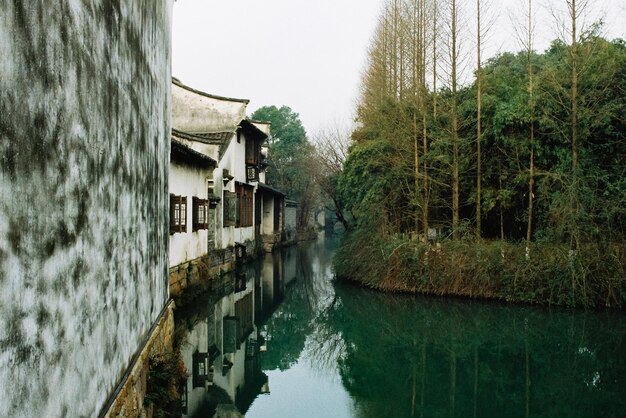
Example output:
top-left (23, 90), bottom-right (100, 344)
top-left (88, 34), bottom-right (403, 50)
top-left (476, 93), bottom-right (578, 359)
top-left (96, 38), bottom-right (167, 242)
top-left (172, 0), bottom-right (625, 136)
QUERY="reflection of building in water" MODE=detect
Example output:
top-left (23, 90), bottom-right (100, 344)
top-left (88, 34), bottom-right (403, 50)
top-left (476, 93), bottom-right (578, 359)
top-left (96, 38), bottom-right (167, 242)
top-left (283, 245), bottom-right (298, 286)
top-left (259, 244), bottom-right (297, 320)
top-left (179, 248), bottom-right (294, 416)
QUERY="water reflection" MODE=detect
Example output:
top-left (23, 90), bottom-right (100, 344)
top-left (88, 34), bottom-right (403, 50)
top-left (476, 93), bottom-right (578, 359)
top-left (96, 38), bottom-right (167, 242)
top-left (330, 286), bottom-right (625, 418)
top-left (180, 236), bottom-right (626, 418)
top-left (177, 245), bottom-right (301, 417)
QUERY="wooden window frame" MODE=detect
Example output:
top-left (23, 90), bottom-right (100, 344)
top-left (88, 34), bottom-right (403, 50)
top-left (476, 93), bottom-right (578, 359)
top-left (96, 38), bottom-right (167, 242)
top-left (170, 194), bottom-right (187, 235)
top-left (245, 137), bottom-right (260, 166)
top-left (235, 183), bottom-right (254, 228)
top-left (192, 197), bottom-right (209, 232)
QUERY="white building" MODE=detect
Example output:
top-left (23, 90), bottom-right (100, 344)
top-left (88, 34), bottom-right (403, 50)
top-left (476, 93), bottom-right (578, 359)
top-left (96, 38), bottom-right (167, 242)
top-left (170, 78), bottom-right (290, 284)
top-left (169, 136), bottom-right (217, 293)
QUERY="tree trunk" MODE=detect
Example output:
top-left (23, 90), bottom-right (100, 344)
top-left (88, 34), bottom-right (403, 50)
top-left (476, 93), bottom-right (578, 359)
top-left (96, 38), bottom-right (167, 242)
top-left (570, 0), bottom-right (578, 174)
top-left (526, 0), bottom-right (535, 245)
top-left (499, 160), bottom-right (505, 240)
top-left (414, 112), bottom-right (421, 233)
top-left (433, 0), bottom-right (438, 119)
top-left (451, 0), bottom-right (460, 239)
top-left (476, 0), bottom-right (482, 240)
top-left (421, 0), bottom-right (429, 241)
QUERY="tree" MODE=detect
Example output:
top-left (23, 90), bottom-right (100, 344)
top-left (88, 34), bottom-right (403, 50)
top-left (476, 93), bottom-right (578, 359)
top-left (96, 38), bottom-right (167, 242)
top-left (312, 123), bottom-right (352, 231)
top-left (442, 0), bottom-right (464, 239)
top-left (475, 0), bottom-right (492, 239)
top-left (511, 0), bottom-right (538, 246)
top-left (250, 105), bottom-right (317, 230)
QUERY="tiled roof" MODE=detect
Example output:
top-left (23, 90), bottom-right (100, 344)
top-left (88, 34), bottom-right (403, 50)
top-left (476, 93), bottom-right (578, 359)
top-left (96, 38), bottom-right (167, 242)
top-left (172, 128), bottom-right (233, 144)
top-left (194, 132), bottom-right (234, 141)
top-left (172, 77), bottom-right (250, 104)
top-left (257, 182), bottom-right (286, 197)
top-left (170, 138), bottom-right (217, 168)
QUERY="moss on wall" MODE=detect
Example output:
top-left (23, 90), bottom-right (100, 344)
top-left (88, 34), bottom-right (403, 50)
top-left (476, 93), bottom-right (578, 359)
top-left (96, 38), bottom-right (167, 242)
top-left (0, 1), bottom-right (173, 416)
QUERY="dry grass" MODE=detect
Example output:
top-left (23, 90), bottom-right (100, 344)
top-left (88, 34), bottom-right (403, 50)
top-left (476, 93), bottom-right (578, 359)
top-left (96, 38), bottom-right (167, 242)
top-left (335, 234), bottom-right (626, 309)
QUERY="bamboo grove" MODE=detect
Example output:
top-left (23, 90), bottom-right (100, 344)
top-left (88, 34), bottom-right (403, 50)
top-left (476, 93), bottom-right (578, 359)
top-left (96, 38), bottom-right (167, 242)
top-left (334, 0), bottom-right (626, 308)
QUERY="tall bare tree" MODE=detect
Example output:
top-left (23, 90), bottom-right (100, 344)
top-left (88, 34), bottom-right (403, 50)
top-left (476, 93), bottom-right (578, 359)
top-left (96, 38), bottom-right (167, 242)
top-left (312, 123), bottom-right (352, 230)
top-left (522, 0), bottom-right (536, 245)
top-left (447, 0), bottom-right (461, 239)
top-left (476, 0), bottom-right (483, 239)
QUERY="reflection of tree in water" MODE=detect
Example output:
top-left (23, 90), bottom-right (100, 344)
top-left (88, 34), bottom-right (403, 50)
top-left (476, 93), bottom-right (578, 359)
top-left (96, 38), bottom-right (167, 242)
top-left (326, 285), bottom-right (626, 418)
top-left (260, 238), bottom-right (625, 417)
top-left (260, 238), bottom-right (342, 372)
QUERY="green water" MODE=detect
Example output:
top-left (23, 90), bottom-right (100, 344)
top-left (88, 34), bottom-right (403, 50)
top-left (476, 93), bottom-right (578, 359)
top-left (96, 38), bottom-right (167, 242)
top-left (246, 236), bottom-right (626, 418)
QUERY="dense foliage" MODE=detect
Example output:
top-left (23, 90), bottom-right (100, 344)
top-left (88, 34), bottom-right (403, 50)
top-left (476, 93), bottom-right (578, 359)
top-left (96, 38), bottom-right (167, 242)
top-left (250, 105), bottom-right (318, 230)
top-left (335, 8), bottom-right (625, 307)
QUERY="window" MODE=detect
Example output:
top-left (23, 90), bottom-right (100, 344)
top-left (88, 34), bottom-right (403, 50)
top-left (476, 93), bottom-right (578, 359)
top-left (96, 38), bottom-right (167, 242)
top-left (170, 194), bottom-right (187, 234)
top-left (246, 138), bottom-right (261, 182)
top-left (246, 165), bottom-right (259, 182)
top-left (192, 197), bottom-right (208, 231)
top-left (245, 137), bottom-right (260, 165)
top-left (235, 183), bottom-right (254, 227)
top-left (192, 351), bottom-right (208, 388)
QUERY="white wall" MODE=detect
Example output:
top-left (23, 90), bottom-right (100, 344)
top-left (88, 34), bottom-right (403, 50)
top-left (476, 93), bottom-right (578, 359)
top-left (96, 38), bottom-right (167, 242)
top-left (262, 195), bottom-right (275, 236)
top-left (176, 135), bottom-right (222, 163)
top-left (0, 2), bottom-right (173, 417)
top-left (172, 82), bottom-right (247, 133)
top-left (216, 132), bottom-right (256, 249)
top-left (169, 161), bottom-right (209, 267)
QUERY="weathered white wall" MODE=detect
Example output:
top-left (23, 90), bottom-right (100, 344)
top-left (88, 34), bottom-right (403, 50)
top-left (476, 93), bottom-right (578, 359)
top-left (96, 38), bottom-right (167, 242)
top-left (0, 2), bottom-right (173, 417)
top-left (216, 132), bottom-right (255, 249)
top-left (172, 82), bottom-right (247, 133)
top-left (176, 136), bottom-right (222, 163)
top-left (230, 132), bottom-right (248, 182)
top-left (169, 161), bottom-right (208, 267)
top-left (262, 195), bottom-right (275, 235)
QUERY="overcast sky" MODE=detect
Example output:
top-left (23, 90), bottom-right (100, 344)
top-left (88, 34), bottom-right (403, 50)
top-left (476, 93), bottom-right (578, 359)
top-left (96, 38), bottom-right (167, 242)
top-left (172, 0), bottom-right (625, 136)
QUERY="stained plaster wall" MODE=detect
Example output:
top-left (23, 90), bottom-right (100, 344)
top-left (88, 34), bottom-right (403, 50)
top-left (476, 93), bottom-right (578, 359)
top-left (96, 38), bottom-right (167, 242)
top-left (169, 161), bottom-right (209, 267)
top-left (216, 134), bottom-right (255, 250)
top-left (172, 82), bottom-right (247, 133)
top-left (235, 133), bottom-right (256, 246)
top-left (252, 122), bottom-right (269, 185)
top-left (0, 2), bottom-right (173, 417)
top-left (262, 195), bottom-right (275, 236)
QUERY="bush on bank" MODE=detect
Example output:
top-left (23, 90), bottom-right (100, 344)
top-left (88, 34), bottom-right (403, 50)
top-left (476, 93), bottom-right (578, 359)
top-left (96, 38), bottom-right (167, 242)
top-left (334, 231), bottom-right (625, 309)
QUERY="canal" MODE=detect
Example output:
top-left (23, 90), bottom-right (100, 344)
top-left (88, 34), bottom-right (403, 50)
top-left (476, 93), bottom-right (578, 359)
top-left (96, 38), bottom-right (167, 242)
top-left (178, 235), bottom-right (626, 417)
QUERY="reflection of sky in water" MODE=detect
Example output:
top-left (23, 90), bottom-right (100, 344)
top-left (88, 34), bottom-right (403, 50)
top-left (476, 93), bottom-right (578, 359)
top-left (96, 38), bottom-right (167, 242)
top-left (248, 237), bottom-right (354, 417)
top-left (247, 354), bottom-right (354, 418)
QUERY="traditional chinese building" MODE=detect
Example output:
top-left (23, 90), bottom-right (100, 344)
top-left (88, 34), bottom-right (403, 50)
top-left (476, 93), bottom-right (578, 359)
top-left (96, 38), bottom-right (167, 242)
top-left (169, 79), bottom-right (294, 293)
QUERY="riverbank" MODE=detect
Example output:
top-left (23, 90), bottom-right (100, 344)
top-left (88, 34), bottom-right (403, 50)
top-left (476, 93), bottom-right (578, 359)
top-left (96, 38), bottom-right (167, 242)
top-left (334, 233), bottom-right (625, 309)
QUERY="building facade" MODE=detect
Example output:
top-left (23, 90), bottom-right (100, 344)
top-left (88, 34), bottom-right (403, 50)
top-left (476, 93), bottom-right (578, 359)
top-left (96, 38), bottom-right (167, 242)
top-left (169, 79), bottom-right (294, 294)
top-left (0, 2), bottom-right (174, 417)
